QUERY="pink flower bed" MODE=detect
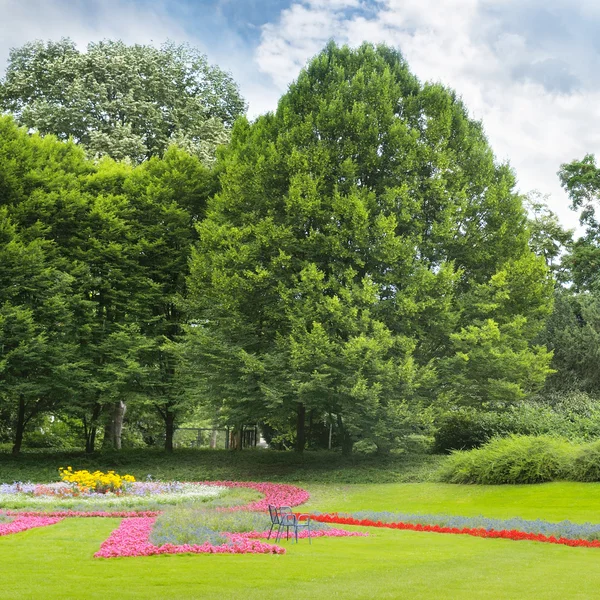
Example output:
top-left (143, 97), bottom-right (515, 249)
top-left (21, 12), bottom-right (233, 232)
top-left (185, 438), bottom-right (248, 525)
top-left (3, 510), bottom-right (159, 518)
top-left (94, 517), bottom-right (286, 558)
top-left (0, 515), bottom-right (63, 536)
top-left (199, 481), bottom-right (310, 511)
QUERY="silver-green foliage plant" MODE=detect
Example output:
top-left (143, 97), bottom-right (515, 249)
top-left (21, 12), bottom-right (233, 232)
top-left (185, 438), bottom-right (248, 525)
top-left (0, 39), bottom-right (246, 165)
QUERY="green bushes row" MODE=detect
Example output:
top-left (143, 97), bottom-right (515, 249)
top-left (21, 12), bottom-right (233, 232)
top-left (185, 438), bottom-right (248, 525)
top-left (433, 392), bottom-right (600, 453)
top-left (438, 435), bottom-right (600, 484)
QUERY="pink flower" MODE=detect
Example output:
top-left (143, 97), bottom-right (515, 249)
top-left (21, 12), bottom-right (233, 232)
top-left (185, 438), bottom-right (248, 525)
top-left (0, 516), bottom-right (63, 536)
top-left (94, 517), bottom-right (286, 558)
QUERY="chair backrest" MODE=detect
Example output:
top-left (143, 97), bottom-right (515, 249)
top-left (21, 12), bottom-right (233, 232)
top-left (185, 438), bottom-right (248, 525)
top-left (278, 506), bottom-right (296, 526)
top-left (268, 504), bottom-right (280, 525)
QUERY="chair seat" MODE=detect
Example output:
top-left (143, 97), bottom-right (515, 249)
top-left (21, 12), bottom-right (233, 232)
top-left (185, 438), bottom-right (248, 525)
top-left (275, 506), bottom-right (311, 544)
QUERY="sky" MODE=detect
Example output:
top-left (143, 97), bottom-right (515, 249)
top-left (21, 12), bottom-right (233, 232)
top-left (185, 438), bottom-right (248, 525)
top-left (2, 0), bottom-right (600, 231)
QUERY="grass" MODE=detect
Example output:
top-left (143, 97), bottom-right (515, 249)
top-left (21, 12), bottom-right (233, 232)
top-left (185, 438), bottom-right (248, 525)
top-left (4, 451), bottom-right (600, 598)
top-left (0, 448), bottom-right (443, 484)
top-left (4, 483), bottom-right (600, 598)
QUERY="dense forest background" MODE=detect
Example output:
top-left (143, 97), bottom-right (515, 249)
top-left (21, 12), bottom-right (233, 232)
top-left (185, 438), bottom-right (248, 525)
top-left (1, 39), bottom-right (599, 456)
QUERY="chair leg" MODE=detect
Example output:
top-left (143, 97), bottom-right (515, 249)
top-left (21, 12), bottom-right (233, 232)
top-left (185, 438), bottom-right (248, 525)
top-left (267, 523), bottom-right (274, 540)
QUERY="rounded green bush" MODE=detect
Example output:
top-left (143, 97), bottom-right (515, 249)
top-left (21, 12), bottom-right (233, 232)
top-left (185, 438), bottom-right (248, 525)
top-left (438, 435), bottom-right (575, 484)
top-left (571, 440), bottom-right (600, 482)
top-left (433, 410), bottom-right (496, 453)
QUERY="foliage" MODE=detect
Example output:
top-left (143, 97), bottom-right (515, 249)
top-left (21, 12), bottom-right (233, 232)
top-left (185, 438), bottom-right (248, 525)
top-left (186, 41), bottom-right (551, 453)
top-left (543, 289), bottom-right (600, 393)
top-left (570, 440), bottom-right (600, 482)
top-left (0, 39), bottom-right (246, 165)
top-left (523, 191), bottom-right (573, 277)
top-left (438, 435), bottom-right (574, 484)
top-left (433, 393), bottom-right (600, 453)
top-left (433, 409), bottom-right (496, 453)
top-left (0, 116), bottom-right (216, 452)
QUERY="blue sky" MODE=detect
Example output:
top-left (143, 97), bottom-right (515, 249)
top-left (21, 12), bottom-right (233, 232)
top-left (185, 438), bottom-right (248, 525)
top-left (3, 0), bottom-right (600, 230)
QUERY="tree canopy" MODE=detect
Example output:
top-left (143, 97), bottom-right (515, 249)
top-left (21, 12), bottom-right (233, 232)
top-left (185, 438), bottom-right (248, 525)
top-left (185, 42), bottom-right (553, 452)
top-left (0, 39), bottom-right (246, 164)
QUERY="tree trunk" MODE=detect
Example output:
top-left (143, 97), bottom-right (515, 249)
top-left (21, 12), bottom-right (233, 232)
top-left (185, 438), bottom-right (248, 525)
top-left (210, 429), bottom-right (217, 449)
top-left (12, 395), bottom-right (26, 455)
top-left (164, 410), bottom-right (175, 453)
top-left (230, 426), bottom-right (242, 450)
top-left (102, 419), bottom-right (113, 450)
top-left (337, 414), bottom-right (353, 456)
top-left (86, 426), bottom-right (97, 454)
top-left (113, 400), bottom-right (126, 450)
top-left (102, 401), bottom-right (127, 450)
top-left (84, 403), bottom-right (102, 454)
top-left (295, 403), bottom-right (306, 453)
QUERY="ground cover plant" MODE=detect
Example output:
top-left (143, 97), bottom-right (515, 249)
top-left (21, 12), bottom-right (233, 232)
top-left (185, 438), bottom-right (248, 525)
top-left (0, 447), bottom-right (443, 484)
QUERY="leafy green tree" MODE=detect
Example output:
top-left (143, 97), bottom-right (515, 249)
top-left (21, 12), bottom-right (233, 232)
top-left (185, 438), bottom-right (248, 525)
top-left (0, 209), bottom-right (85, 453)
top-left (123, 147), bottom-right (216, 451)
top-left (0, 39), bottom-right (246, 164)
top-left (558, 155), bottom-right (600, 291)
top-left (0, 117), bottom-right (151, 451)
top-left (186, 42), bottom-right (551, 453)
top-left (543, 290), bottom-right (600, 393)
top-left (524, 191), bottom-right (573, 277)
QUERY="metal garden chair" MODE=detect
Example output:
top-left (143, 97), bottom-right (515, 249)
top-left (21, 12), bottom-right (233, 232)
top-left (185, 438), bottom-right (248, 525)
top-left (267, 504), bottom-right (281, 540)
top-left (275, 505), bottom-right (311, 544)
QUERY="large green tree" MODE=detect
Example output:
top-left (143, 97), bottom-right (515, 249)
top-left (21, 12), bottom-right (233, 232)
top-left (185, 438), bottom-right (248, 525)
top-left (0, 39), bottom-right (246, 164)
top-left (186, 42), bottom-right (552, 453)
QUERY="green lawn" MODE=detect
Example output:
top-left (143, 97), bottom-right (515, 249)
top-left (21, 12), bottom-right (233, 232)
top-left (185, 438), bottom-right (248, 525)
top-left (3, 482), bottom-right (600, 599)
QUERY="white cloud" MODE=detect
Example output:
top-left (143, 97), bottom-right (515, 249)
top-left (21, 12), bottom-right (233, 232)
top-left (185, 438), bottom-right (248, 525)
top-left (0, 0), bottom-right (195, 69)
top-left (253, 0), bottom-right (599, 231)
top-left (0, 0), bottom-right (281, 150)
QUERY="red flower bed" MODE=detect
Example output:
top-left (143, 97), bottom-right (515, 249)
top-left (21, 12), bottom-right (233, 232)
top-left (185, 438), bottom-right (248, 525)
top-left (309, 513), bottom-right (600, 549)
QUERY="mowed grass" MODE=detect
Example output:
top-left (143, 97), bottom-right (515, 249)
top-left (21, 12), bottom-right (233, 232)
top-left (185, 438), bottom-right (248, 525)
top-left (3, 482), bottom-right (600, 599)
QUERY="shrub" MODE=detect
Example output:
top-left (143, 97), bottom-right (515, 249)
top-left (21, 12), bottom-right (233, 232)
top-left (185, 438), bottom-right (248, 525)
top-left (433, 410), bottom-right (497, 453)
top-left (571, 440), bottom-right (600, 482)
top-left (438, 435), bottom-right (575, 484)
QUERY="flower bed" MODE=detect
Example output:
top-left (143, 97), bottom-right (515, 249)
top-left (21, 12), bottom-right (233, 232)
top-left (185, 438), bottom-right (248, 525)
top-left (309, 512), bottom-right (600, 549)
top-left (314, 510), bottom-right (600, 542)
top-left (1, 510), bottom-right (160, 518)
top-left (95, 517), bottom-right (286, 557)
top-left (0, 515), bottom-right (63, 536)
top-left (200, 481), bottom-right (310, 511)
top-left (94, 515), bottom-right (367, 558)
top-left (0, 481), bottom-right (226, 510)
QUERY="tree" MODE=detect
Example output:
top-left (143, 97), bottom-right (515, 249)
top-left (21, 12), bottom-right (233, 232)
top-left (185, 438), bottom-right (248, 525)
top-left (523, 191), bottom-right (573, 277)
top-left (186, 42), bottom-right (552, 453)
top-left (0, 209), bottom-right (84, 454)
top-left (123, 147), bottom-right (216, 451)
top-left (0, 117), bottom-right (151, 452)
top-left (0, 39), bottom-right (246, 165)
top-left (558, 155), bottom-right (600, 291)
